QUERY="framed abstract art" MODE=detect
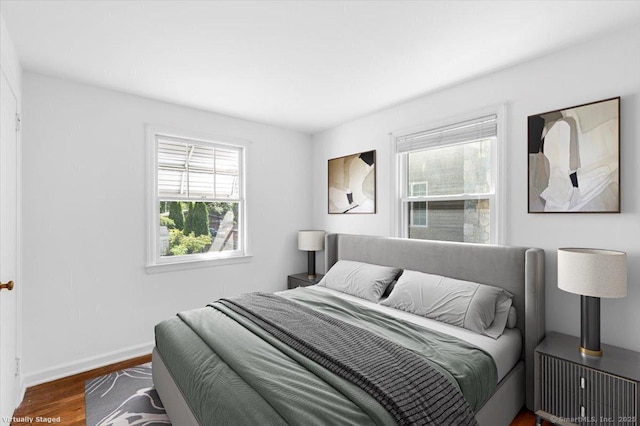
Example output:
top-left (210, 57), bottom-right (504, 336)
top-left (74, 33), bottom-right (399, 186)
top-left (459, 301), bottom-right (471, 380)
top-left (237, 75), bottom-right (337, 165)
top-left (528, 97), bottom-right (620, 213)
top-left (328, 150), bottom-right (376, 214)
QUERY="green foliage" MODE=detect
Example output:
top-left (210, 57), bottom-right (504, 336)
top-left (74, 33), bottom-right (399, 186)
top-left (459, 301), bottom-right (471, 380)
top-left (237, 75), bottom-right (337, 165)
top-left (184, 202), bottom-right (210, 237)
top-left (182, 233), bottom-right (212, 253)
top-left (207, 202), bottom-right (232, 217)
top-left (207, 202), bottom-right (238, 226)
top-left (183, 202), bottom-right (194, 235)
top-left (169, 228), bottom-right (183, 248)
top-left (166, 228), bottom-right (212, 256)
top-left (168, 202), bottom-right (185, 230)
top-left (169, 245), bottom-right (188, 256)
top-left (163, 201), bottom-right (217, 257)
top-left (160, 216), bottom-right (176, 229)
top-left (192, 203), bottom-right (210, 237)
top-left (159, 201), bottom-right (169, 214)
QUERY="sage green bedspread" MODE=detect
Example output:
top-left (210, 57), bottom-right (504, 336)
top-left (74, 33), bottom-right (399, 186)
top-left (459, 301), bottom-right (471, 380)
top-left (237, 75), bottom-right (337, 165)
top-left (154, 288), bottom-right (497, 425)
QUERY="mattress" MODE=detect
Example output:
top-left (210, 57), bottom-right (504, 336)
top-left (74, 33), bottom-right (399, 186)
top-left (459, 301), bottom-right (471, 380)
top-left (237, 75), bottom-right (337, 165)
top-left (299, 285), bottom-right (522, 382)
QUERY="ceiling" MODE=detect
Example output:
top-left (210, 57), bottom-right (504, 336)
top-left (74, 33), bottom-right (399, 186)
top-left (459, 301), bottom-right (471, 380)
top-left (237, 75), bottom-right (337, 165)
top-left (2, 1), bottom-right (639, 134)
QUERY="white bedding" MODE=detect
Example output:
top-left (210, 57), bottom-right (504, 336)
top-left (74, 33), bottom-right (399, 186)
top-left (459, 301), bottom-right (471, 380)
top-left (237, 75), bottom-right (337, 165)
top-left (303, 285), bottom-right (522, 382)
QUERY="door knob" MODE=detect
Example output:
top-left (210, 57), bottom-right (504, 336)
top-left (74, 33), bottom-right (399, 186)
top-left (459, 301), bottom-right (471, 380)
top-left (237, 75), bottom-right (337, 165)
top-left (0, 281), bottom-right (14, 291)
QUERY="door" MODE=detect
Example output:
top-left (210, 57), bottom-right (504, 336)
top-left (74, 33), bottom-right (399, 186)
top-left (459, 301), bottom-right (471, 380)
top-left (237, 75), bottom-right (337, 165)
top-left (0, 69), bottom-right (19, 424)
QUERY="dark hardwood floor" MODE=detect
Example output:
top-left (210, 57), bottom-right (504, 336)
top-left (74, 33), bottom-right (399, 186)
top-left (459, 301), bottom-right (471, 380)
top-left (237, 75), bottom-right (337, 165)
top-left (11, 354), bottom-right (151, 426)
top-left (10, 354), bottom-right (547, 426)
top-left (512, 409), bottom-right (550, 426)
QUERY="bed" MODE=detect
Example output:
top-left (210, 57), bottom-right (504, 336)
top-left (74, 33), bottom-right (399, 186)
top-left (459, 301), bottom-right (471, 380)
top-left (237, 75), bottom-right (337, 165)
top-left (153, 233), bottom-right (545, 425)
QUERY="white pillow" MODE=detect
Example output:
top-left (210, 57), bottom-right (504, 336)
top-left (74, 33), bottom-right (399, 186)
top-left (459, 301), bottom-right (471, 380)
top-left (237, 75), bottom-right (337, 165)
top-left (318, 260), bottom-right (401, 302)
top-left (506, 307), bottom-right (517, 329)
top-left (484, 291), bottom-right (513, 339)
top-left (380, 270), bottom-right (513, 339)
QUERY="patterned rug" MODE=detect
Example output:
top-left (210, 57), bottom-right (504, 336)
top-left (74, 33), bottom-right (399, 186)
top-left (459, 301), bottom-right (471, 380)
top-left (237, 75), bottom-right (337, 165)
top-left (85, 363), bottom-right (171, 426)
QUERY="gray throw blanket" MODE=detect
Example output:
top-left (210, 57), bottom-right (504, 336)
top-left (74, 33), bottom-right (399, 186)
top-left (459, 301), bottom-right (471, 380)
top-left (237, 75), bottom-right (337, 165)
top-left (216, 292), bottom-right (478, 426)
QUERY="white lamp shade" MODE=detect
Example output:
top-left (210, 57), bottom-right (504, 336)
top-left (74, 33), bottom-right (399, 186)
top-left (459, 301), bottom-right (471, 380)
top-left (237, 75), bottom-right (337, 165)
top-left (557, 248), bottom-right (627, 298)
top-left (298, 230), bottom-right (325, 251)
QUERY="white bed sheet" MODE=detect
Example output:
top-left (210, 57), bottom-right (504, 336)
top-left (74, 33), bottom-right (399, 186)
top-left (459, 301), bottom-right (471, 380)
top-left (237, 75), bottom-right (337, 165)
top-left (299, 285), bottom-right (522, 382)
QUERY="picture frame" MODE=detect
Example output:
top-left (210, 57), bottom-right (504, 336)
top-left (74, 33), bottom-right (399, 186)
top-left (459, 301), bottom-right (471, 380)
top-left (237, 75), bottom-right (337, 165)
top-left (527, 97), bottom-right (620, 213)
top-left (328, 150), bottom-right (376, 214)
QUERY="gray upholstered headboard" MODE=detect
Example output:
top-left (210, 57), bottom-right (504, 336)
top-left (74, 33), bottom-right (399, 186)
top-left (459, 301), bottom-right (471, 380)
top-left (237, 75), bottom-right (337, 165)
top-left (324, 233), bottom-right (545, 410)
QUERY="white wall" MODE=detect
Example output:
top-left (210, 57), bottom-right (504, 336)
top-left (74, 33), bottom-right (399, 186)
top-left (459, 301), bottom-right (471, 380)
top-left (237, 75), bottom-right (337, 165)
top-left (21, 73), bottom-right (313, 383)
top-left (312, 25), bottom-right (640, 352)
top-left (1, 13), bottom-right (21, 100)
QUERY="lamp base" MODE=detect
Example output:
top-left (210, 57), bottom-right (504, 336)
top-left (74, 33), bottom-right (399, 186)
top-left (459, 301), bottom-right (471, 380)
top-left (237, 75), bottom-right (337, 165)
top-left (580, 295), bottom-right (602, 357)
top-left (579, 346), bottom-right (603, 356)
top-left (307, 251), bottom-right (316, 280)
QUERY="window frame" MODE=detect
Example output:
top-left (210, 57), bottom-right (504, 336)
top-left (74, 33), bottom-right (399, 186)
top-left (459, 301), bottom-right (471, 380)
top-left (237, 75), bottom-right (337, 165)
top-left (390, 105), bottom-right (506, 245)
top-left (146, 124), bottom-right (251, 273)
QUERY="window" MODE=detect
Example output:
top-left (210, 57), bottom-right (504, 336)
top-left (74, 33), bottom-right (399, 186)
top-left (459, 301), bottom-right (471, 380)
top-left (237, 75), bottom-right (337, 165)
top-left (409, 201), bottom-right (428, 227)
top-left (147, 126), bottom-right (249, 271)
top-left (410, 182), bottom-right (428, 197)
top-left (393, 112), bottom-right (502, 244)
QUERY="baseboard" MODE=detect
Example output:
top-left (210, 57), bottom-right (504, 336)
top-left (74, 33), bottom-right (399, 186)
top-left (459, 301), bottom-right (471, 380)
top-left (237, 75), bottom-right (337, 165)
top-left (22, 341), bottom-right (154, 388)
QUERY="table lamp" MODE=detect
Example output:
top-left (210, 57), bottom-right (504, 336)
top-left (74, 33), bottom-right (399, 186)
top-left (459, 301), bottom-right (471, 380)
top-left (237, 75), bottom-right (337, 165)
top-left (557, 248), bottom-right (627, 356)
top-left (298, 230), bottom-right (325, 279)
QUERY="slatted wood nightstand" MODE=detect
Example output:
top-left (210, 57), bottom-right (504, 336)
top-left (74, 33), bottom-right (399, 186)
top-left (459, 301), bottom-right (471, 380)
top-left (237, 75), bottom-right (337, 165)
top-left (535, 332), bottom-right (639, 426)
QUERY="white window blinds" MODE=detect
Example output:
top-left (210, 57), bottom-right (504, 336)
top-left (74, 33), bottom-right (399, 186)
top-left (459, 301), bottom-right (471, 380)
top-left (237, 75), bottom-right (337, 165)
top-left (157, 137), bottom-right (240, 199)
top-left (396, 114), bottom-right (497, 153)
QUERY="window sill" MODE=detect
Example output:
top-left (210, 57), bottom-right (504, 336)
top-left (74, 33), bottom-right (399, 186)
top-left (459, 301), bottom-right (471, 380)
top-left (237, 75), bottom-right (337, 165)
top-left (145, 254), bottom-right (253, 274)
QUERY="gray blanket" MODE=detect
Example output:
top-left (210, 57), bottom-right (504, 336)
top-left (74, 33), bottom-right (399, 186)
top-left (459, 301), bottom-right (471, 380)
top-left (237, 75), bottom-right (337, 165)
top-left (218, 292), bottom-right (478, 426)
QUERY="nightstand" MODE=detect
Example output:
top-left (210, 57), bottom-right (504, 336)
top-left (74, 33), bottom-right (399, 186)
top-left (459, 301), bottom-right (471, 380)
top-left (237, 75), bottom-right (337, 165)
top-left (535, 332), bottom-right (640, 426)
top-left (287, 273), bottom-right (323, 289)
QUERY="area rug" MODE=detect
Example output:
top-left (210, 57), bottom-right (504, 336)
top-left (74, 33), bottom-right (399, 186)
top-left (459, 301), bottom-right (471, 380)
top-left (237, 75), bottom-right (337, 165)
top-left (85, 363), bottom-right (171, 426)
